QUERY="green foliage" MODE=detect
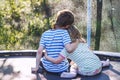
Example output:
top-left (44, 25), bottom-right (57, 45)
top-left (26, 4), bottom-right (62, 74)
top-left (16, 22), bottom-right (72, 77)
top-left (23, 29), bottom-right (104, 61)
top-left (1, 0), bottom-right (119, 52)
top-left (0, 0), bottom-right (51, 50)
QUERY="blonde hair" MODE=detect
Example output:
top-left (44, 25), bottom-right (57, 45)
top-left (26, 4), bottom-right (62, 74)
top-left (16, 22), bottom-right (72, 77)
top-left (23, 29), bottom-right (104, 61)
top-left (67, 25), bottom-right (86, 43)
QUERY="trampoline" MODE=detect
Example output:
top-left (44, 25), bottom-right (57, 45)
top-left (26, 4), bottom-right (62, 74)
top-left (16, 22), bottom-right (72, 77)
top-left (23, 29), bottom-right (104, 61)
top-left (0, 50), bottom-right (120, 80)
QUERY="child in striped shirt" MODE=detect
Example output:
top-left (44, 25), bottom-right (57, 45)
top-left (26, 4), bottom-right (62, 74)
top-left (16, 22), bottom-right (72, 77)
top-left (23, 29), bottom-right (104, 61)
top-left (34, 10), bottom-right (80, 74)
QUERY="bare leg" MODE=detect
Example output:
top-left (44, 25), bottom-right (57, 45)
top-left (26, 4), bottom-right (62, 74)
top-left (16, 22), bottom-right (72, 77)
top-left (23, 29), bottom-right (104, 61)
top-left (101, 59), bottom-right (110, 67)
top-left (60, 63), bottom-right (78, 78)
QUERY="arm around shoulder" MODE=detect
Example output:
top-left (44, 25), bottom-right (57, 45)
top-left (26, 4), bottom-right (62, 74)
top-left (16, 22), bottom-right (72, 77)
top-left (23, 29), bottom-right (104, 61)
top-left (65, 39), bottom-right (79, 53)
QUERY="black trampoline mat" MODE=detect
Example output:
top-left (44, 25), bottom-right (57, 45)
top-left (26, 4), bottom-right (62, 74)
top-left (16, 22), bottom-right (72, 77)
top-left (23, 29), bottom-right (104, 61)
top-left (0, 57), bottom-right (120, 80)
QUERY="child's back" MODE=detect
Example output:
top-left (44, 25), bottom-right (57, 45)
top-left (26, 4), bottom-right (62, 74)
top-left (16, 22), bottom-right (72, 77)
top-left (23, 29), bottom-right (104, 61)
top-left (60, 43), bottom-right (102, 73)
top-left (41, 29), bottom-right (71, 72)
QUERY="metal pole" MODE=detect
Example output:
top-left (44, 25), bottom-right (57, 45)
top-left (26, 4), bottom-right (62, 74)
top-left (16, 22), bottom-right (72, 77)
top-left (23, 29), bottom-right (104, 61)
top-left (87, 0), bottom-right (92, 47)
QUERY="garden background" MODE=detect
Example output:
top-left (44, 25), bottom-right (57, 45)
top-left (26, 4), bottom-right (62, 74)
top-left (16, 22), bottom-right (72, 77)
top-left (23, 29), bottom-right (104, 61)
top-left (0, 0), bottom-right (120, 52)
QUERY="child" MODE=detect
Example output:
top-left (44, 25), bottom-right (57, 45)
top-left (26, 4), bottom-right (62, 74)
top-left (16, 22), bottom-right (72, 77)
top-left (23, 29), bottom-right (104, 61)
top-left (44, 25), bottom-right (110, 78)
top-left (34, 10), bottom-right (79, 74)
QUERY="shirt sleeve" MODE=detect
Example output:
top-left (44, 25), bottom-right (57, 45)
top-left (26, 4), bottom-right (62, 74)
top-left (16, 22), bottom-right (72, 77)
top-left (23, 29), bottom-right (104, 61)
top-left (62, 30), bottom-right (71, 45)
top-left (39, 33), bottom-right (45, 48)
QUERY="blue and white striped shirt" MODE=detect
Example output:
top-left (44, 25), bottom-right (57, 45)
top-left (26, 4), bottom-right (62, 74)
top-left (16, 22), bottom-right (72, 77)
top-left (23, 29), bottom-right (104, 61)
top-left (40, 29), bottom-right (71, 72)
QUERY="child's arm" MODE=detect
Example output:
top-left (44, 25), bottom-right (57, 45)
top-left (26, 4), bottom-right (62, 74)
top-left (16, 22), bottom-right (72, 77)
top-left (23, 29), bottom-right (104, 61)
top-left (32, 46), bottom-right (44, 73)
top-left (44, 39), bottom-right (81, 64)
top-left (65, 39), bottom-right (79, 53)
top-left (44, 52), bottom-right (65, 64)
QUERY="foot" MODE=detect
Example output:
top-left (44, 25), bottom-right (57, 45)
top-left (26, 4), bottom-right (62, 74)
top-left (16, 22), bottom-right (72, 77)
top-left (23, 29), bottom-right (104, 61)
top-left (102, 59), bottom-right (110, 67)
top-left (60, 72), bottom-right (77, 78)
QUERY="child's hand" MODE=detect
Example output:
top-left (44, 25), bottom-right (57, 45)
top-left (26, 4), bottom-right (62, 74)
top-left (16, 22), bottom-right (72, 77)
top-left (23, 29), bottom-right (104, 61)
top-left (31, 67), bottom-right (38, 74)
top-left (44, 52), bottom-right (48, 59)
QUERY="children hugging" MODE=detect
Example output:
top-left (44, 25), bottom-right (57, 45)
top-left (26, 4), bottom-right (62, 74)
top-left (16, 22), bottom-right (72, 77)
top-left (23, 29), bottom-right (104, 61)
top-left (34, 9), bottom-right (110, 78)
